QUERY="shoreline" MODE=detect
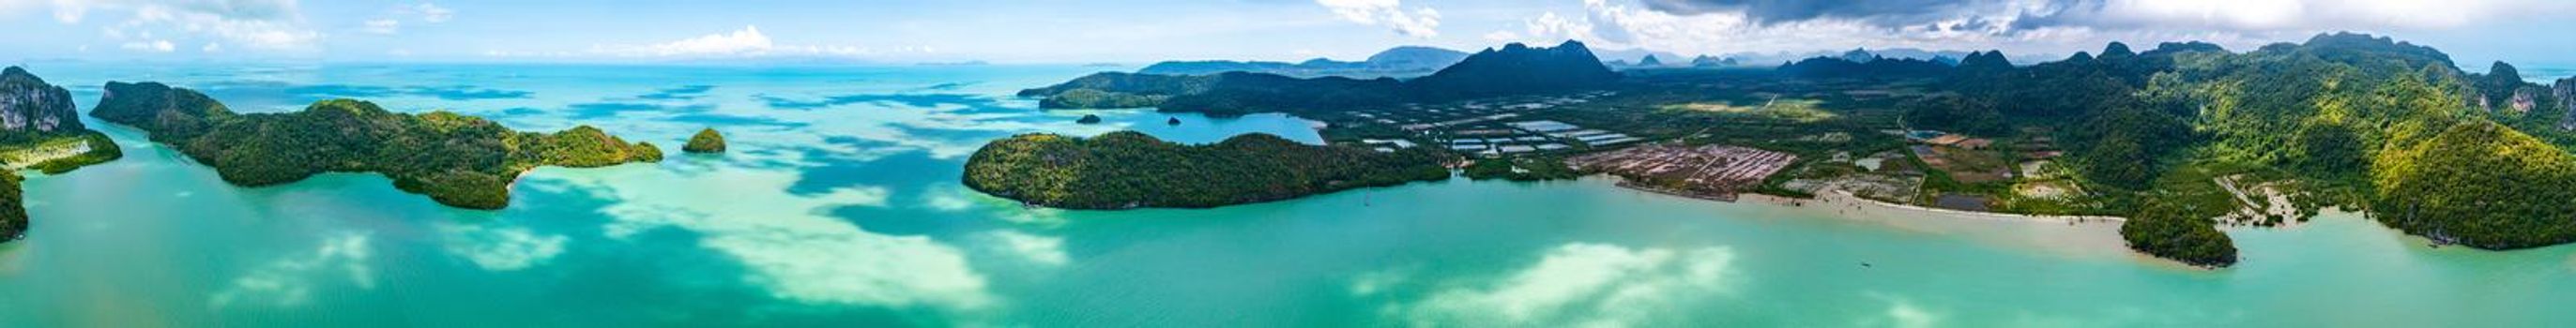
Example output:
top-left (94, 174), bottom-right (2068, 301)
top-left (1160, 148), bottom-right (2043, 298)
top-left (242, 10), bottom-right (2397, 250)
top-left (1712, 187), bottom-right (2142, 261)
top-left (1747, 189), bottom-right (2129, 223)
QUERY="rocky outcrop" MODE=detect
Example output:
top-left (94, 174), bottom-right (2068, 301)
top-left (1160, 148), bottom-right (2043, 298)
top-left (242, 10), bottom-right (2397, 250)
top-left (2507, 87), bottom-right (2538, 113)
top-left (0, 67), bottom-right (86, 138)
top-left (2557, 78), bottom-right (2576, 130)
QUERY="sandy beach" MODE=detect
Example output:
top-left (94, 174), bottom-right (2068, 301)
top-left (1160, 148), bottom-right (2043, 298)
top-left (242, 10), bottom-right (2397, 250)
top-left (1737, 190), bottom-right (2141, 261)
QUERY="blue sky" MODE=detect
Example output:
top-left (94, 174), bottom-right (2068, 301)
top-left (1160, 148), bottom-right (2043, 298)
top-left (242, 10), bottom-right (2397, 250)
top-left (3, 0), bottom-right (2572, 68)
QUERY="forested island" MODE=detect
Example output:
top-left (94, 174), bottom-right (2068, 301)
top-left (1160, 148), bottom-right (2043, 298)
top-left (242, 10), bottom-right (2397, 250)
top-left (962, 131), bottom-right (1450, 209)
top-left (0, 67), bottom-right (126, 244)
top-left (684, 128), bottom-right (727, 153)
top-left (92, 82), bottom-right (664, 210)
top-left (980, 33), bottom-right (2576, 267)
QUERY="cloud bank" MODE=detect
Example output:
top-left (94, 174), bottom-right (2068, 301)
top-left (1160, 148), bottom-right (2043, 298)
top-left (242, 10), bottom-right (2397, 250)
top-left (1499, 0), bottom-right (2568, 62)
top-left (1318, 0), bottom-right (1442, 37)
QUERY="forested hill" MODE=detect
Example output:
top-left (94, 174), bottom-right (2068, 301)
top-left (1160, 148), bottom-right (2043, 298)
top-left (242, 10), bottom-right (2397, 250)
top-left (1402, 40), bottom-right (1620, 99)
top-left (962, 131), bottom-right (1451, 209)
top-left (92, 82), bottom-right (664, 210)
top-left (1018, 40), bottom-right (1617, 116)
top-left (1905, 32), bottom-right (2576, 264)
top-left (0, 67), bottom-right (125, 245)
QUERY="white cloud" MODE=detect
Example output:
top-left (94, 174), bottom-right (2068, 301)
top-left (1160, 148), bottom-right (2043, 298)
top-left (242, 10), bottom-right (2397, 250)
top-left (1316, 0), bottom-right (1441, 37)
top-left (79, 0), bottom-right (323, 51)
top-left (121, 39), bottom-right (175, 52)
top-left (410, 2), bottom-right (452, 22)
top-left (583, 25), bottom-right (935, 59)
top-left (200, 41), bottom-right (220, 52)
top-left (1583, 0), bottom-right (2573, 59)
top-left (363, 19), bottom-right (399, 35)
top-left (641, 25), bottom-right (774, 56)
top-left (1395, 243), bottom-right (1740, 327)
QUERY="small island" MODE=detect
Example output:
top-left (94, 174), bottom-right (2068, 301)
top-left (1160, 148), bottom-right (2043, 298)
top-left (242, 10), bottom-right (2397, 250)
top-left (963, 131), bottom-right (1450, 209)
top-left (92, 82), bottom-right (663, 210)
top-left (684, 127), bottom-right (728, 153)
top-left (0, 67), bottom-right (126, 244)
top-left (1075, 114), bottom-right (1103, 125)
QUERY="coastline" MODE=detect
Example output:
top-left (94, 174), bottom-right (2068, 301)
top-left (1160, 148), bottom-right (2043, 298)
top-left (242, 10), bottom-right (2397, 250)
top-left (1749, 189), bottom-right (2128, 223)
top-left (1726, 188), bottom-right (2140, 261)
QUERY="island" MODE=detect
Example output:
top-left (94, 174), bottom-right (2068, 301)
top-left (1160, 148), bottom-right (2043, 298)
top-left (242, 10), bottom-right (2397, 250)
top-left (684, 127), bottom-right (728, 153)
top-left (91, 82), bottom-right (663, 210)
top-left (0, 67), bottom-right (126, 244)
top-left (1075, 114), bottom-right (1103, 125)
top-left (962, 131), bottom-right (1450, 209)
top-left (976, 33), bottom-right (2576, 268)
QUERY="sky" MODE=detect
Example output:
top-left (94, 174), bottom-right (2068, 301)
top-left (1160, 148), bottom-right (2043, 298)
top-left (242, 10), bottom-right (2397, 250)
top-left (2, 0), bottom-right (2572, 68)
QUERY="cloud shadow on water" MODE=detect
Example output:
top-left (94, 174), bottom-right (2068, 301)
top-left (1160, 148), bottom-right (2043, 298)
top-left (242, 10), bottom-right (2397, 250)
top-left (670, 112), bottom-right (810, 128)
top-left (567, 101), bottom-right (716, 120)
top-left (639, 85), bottom-right (718, 100)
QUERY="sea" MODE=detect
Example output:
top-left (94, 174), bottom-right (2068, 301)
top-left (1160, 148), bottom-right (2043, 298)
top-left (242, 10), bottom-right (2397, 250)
top-left (0, 62), bottom-right (2571, 327)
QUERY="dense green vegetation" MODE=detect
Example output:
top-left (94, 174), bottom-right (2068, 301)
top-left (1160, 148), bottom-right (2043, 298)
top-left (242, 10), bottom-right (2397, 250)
top-left (0, 171), bottom-right (21, 244)
top-left (23, 132), bottom-right (124, 174)
top-left (684, 127), bottom-right (727, 153)
top-left (989, 35), bottom-right (2576, 265)
top-left (2370, 121), bottom-right (2576, 248)
top-left (1041, 88), bottom-right (1167, 109)
top-left (1913, 33), bottom-right (2576, 264)
top-left (93, 82), bottom-right (663, 210)
top-left (0, 67), bottom-right (126, 175)
top-left (2120, 199), bottom-right (2239, 267)
top-left (1401, 41), bottom-right (1620, 100)
top-left (0, 67), bottom-right (127, 244)
top-left (962, 131), bottom-right (1451, 209)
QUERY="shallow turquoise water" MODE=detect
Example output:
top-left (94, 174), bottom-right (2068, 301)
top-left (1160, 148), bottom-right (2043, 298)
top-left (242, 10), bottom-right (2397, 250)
top-left (0, 63), bottom-right (2571, 327)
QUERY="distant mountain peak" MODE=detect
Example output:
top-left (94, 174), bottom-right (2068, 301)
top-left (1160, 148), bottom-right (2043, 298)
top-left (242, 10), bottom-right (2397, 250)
top-left (1136, 45), bottom-right (1467, 79)
top-left (1409, 39), bottom-right (1618, 99)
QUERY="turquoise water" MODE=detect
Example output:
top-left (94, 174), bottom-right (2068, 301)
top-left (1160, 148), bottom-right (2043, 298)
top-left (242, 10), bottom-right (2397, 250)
top-left (1, 63), bottom-right (2571, 327)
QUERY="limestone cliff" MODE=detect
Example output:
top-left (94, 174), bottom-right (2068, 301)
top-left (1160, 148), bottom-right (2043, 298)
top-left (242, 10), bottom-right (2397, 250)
top-left (2557, 78), bottom-right (2576, 130)
top-left (0, 67), bottom-right (86, 141)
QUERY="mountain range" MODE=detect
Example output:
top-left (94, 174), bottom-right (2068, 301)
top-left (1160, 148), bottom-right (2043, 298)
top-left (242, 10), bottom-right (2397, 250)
top-left (1136, 46), bottom-right (1472, 79)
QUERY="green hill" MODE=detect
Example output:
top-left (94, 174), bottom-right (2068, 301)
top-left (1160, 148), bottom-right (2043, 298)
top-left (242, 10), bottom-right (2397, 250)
top-left (963, 131), bottom-right (1450, 209)
top-left (93, 82), bottom-right (663, 210)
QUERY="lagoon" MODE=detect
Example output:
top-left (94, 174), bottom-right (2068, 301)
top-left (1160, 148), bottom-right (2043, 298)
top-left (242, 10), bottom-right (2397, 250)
top-left (1, 63), bottom-right (2572, 327)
